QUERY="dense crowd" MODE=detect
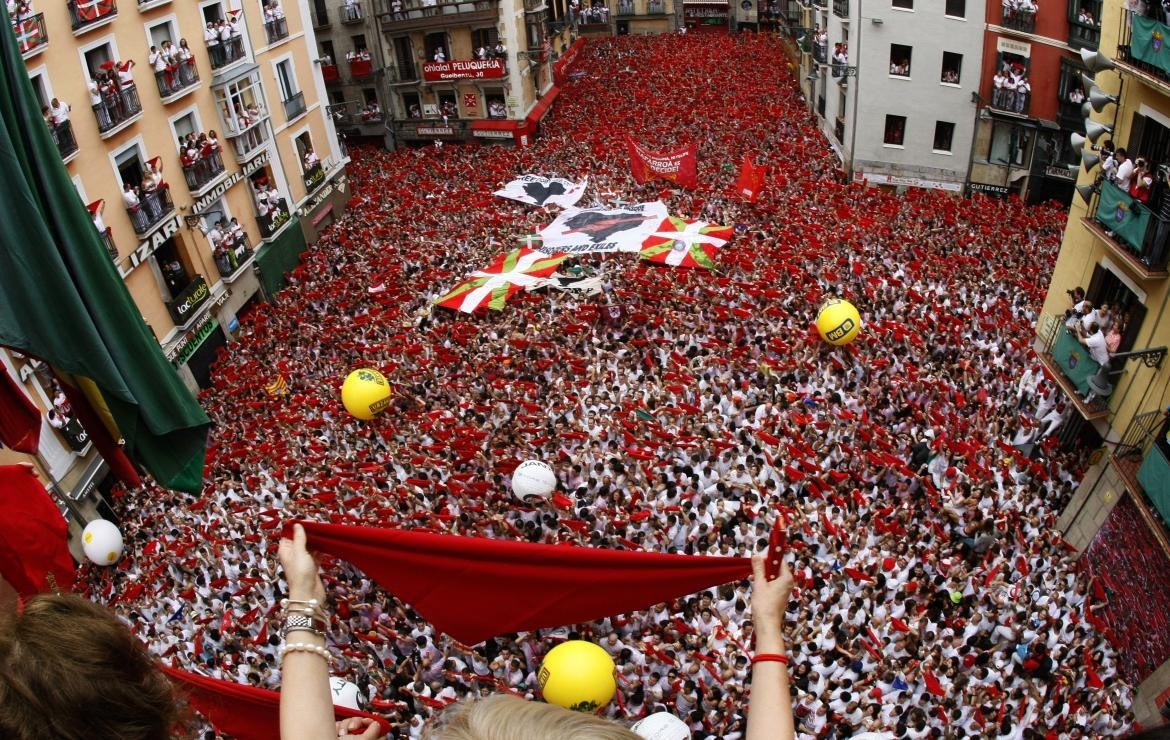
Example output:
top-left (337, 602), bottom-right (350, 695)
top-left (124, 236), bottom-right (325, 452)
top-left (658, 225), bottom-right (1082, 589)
top-left (81, 32), bottom-right (1143, 738)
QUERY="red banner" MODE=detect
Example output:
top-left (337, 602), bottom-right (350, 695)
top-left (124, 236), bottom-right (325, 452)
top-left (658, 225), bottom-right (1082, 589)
top-left (626, 137), bottom-right (698, 189)
top-left (554, 38), bottom-right (586, 84)
top-left (733, 154), bottom-right (765, 202)
top-left (422, 59), bottom-right (506, 82)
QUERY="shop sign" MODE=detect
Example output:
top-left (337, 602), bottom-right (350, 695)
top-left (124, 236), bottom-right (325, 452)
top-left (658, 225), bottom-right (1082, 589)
top-left (168, 315), bottom-right (219, 365)
top-left (473, 129), bottom-right (515, 139)
top-left (116, 216), bottom-right (181, 278)
top-left (296, 173), bottom-right (349, 219)
top-left (166, 275), bottom-right (211, 325)
top-left (417, 126), bottom-right (455, 136)
top-left (191, 151), bottom-right (271, 215)
top-left (422, 59), bottom-right (507, 81)
top-left (967, 182), bottom-right (1011, 197)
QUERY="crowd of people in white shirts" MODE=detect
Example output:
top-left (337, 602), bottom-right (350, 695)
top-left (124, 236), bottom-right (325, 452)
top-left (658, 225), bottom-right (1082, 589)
top-left (79, 32), bottom-right (1144, 740)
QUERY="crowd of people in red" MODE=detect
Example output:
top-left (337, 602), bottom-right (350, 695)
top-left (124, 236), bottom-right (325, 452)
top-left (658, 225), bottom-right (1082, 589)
top-left (79, 31), bottom-right (1146, 738)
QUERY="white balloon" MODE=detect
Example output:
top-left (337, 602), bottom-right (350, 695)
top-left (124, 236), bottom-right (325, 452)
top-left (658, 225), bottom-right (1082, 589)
top-left (511, 460), bottom-right (557, 500)
top-left (81, 519), bottom-right (123, 566)
top-left (329, 677), bottom-right (362, 710)
top-left (631, 712), bottom-right (690, 740)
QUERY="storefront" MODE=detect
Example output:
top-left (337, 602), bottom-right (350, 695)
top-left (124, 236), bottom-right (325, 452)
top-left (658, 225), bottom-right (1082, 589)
top-left (255, 218), bottom-right (309, 297)
top-left (684, 0), bottom-right (729, 31)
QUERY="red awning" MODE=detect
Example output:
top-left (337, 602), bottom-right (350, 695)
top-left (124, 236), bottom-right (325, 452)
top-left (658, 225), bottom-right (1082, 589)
top-left (470, 118), bottom-right (519, 131)
top-left (525, 86), bottom-right (560, 127)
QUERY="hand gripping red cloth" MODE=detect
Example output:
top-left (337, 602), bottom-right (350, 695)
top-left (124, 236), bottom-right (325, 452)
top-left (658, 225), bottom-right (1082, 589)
top-left (291, 521), bottom-right (752, 645)
top-left (164, 667), bottom-right (392, 739)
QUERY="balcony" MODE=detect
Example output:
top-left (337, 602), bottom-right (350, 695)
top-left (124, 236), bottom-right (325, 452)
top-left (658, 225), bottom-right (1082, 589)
top-left (183, 152), bottom-right (226, 194)
top-left (1083, 180), bottom-right (1170, 278)
top-left (832, 0), bottom-right (847, 17)
top-left (349, 57), bottom-right (373, 78)
top-left (321, 63), bottom-right (340, 82)
top-left (207, 36), bottom-right (245, 70)
top-left (341, 2), bottom-right (363, 22)
top-left (13, 13), bottom-right (48, 57)
top-left (137, 0), bottom-right (171, 9)
top-left (98, 226), bottom-right (118, 259)
top-left (92, 83), bottom-right (142, 136)
top-left (1057, 98), bottom-right (1085, 131)
top-left (648, 0), bottom-right (664, 12)
top-left (1000, 7), bottom-right (1034, 34)
top-left (257, 200), bottom-right (291, 238)
top-left (1036, 316), bottom-right (1112, 421)
top-left (264, 16), bottom-right (289, 44)
top-left (834, 115), bottom-right (845, 142)
top-left (1068, 17), bottom-right (1100, 50)
top-left (989, 88), bottom-right (1029, 116)
top-left (282, 91), bottom-right (306, 122)
top-left (616, 0), bottom-right (632, 16)
top-left (303, 162), bottom-right (325, 192)
top-left (214, 237), bottom-right (254, 279)
top-left (224, 115), bottom-right (270, 159)
top-left (165, 274), bottom-right (211, 326)
top-left (50, 119), bottom-right (78, 161)
top-left (812, 42), bottom-right (827, 64)
top-left (68, 0), bottom-right (117, 33)
top-left (378, 0), bottom-right (498, 33)
top-left (125, 187), bottom-right (174, 236)
top-left (154, 60), bottom-right (200, 100)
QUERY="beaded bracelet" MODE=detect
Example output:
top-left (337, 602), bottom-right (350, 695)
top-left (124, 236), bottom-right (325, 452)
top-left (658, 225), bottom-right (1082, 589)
top-left (280, 642), bottom-right (332, 662)
top-left (751, 653), bottom-right (789, 666)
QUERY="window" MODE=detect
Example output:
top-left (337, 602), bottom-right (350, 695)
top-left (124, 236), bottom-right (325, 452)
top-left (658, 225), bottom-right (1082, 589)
top-left (351, 33), bottom-right (366, 55)
top-left (115, 143), bottom-right (144, 187)
top-left (436, 89), bottom-right (457, 118)
top-left (485, 89), bottom-right (505, 118)
top-left (889, 44), bottom-right (911, 77)
top-left (321, 40), bottom-right (335, 62)
top-left (941, 51), bottom-right (962, 85)
top-left (148, 20), bottom-right (176, 47)
top-left (988, 122), bottom-right (1030, 166)
top-left (991, 51), bottom-right (1030, 113)
top-left (884, 114), bottom-right (906, 146)
top-left (945, 0), bottom-right (964, 17)
top-left (152, 237), bottom-right (190, 301)
top-left (471, 27), bottom-right (499, 51)
top-left (402, 91), bottom-right (421, 118)
top-left (425, 32), bottom-right (447, 61)
top-left (173, 111), bottom-right (198, 141)
top-left (83, 43), bottom-right (115, 79)
top-left (892, 0), bottom-right (911, 8)
top-left (28, 71), bottom-right (49, 108)
top-left (362, 87), bottom-right (377, 105)
top-left (933, 121), bottom-right (954, 152)
top-left (275, 60), bottom-right (296, 101)
top-left (393, 36), bottom-right (415, 79)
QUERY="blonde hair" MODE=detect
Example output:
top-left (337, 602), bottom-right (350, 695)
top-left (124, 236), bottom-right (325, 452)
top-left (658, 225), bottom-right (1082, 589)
top-left (423, 695), bottom-right (641, 740)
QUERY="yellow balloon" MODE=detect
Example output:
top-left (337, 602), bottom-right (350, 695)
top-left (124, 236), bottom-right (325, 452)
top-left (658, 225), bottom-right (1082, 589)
top-left (341, 368), bottom-right (393, 421)
top-left (816, 298), bottom-right (862, 346)
top-left (538, 641), bottom-right (616, 713)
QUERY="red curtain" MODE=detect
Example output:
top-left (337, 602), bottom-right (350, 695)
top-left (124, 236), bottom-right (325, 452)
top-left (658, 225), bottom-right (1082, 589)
top-left (295, 521), bottom-right (752, 645)
top-left (0, 465), bottom-right (75, 596)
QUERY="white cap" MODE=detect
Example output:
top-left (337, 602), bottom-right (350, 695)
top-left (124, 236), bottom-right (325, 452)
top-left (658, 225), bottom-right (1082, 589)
top-left (631, 712), bottom-right (690, 740)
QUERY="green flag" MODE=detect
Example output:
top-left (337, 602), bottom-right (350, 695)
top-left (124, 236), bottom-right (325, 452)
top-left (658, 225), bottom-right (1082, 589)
top-left (1095, 180), bottom-right (1151, 254)
top-left (1131, 15), bottom-right (1170, 77)
top-left (0, 3), bottom-right (209, 492)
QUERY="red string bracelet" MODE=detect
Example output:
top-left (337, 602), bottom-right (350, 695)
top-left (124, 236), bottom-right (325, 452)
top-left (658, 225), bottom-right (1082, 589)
top-left (751, 653), bottom-right (789, 666)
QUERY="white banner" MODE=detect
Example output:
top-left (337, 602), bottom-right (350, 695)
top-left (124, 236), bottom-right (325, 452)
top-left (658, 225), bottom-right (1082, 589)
top-left (494, 175), bottom-right (588, 209)
top-left (537, 201), bottom-right (669, 254)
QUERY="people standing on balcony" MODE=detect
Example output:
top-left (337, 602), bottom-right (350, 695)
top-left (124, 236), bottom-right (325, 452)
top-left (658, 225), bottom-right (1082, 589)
top-left (1013, 73), bottom-right (1030, 114)
top-left (1146, 165), bottom-right (1170, 267)
top-left (178, 39), bottom-right (196, 83)
top-left (433, 46), bottom-right (447, 62)
top-left (87, 78), bottom-right (110, 129)
top-left (48, 97), bottom-right (69, 127)
top-left (493, 40), bottom-right (507, 58)
top-left (303, 146), bottom-right (320, 172)
top-left (1130, 157), bottom-right (1153, 203)
top-left (1114, 148), bottom-right (1134, 191)
top-left (205, 21), bottom-right (222, 67)
top-left (149, 45), bottom-right (174, 94)
top-left (122, 181), bottom-right (148, 232)
top-left (475, 45), bottom-right (488, 60)
top-left (391, 0), bottom-right (403, 18)
top-left (1078, 322), bottom-right (1112, 367)
top-left (344, 0), bottom-right (359, 21)
top-left (219, 18), bottom-right (233, 60)
top-left (116, 60), bottom-right (139, 113)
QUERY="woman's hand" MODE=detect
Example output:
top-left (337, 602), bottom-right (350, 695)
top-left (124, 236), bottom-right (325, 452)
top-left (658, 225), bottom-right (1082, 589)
top-left (335, 717), bottom-right (385, 739)
top-left (750, 553), bottom-right (794, 627)
top-left (279, 523), bottom-right (327, 603)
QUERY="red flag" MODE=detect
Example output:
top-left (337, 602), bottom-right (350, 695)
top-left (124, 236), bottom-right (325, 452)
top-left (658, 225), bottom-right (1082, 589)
top-left (0, 365), bottom-right (40, 454)
top-left (54, 375), bottom-right (141, 488)
top-left (891, 617), bottom-right (912, 633)
top-left (626, 137), bottom-right (698, 189)
top-left (1084, 648), bottom-right (1104, 689)
top-left (0, 465), bottom-right (75, 596)
top-left (923, 669), bottom-right (946, 697)
top-left (292, 521), bottom-right (751, 645)
top-left (163, 667), bottom-right (390, 740)
top-left (732, 155), bottom-right (765, 203)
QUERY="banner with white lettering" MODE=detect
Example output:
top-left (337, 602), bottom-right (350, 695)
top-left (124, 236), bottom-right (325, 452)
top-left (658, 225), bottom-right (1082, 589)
top-left (537, 201), bottom-right (669, 254)
top-left (626, 138), bottom-right (698, 189)
top-left (494, 175), bottom-right (588, 209)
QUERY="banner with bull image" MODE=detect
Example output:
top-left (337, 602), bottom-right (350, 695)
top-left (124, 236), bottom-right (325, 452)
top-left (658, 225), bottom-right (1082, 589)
top-left (626, 138), bottom-right (698, 189)
top-left (494, 175), bottom-right (588, 209)
top-left (537, 201), bottom-right (669, 254)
